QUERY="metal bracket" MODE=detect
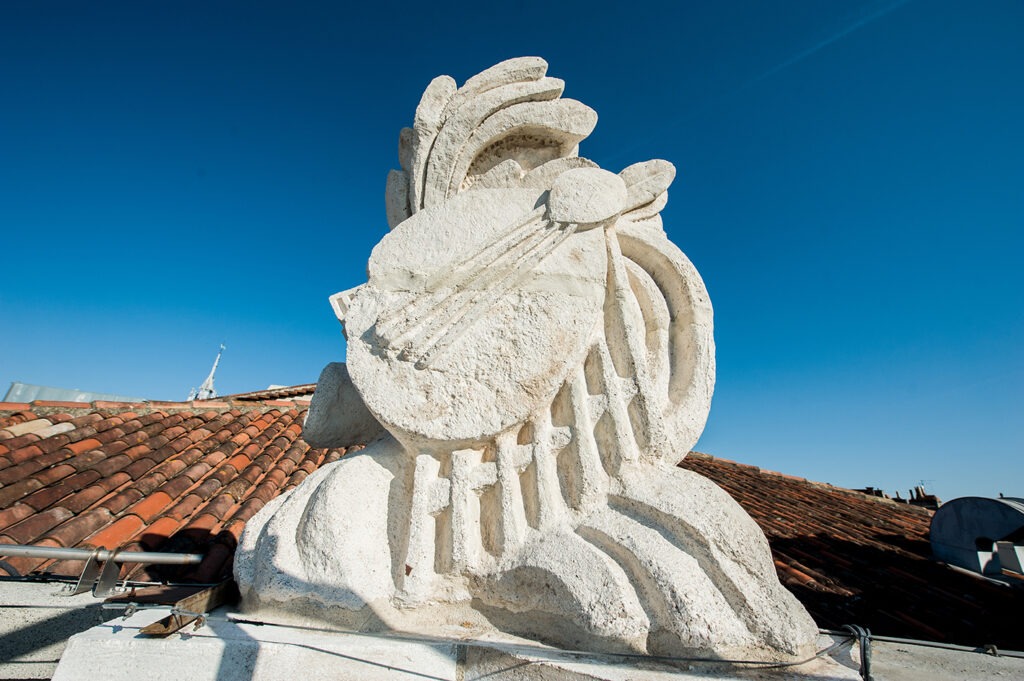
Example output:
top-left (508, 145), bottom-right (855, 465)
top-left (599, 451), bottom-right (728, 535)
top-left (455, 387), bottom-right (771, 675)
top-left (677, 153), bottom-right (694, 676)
top-left (63, 548), bottom-right (103, 596)
top-left (95, 549), bottom-right (126, 597)
top-left (61, 547), bottom-right (129, 597)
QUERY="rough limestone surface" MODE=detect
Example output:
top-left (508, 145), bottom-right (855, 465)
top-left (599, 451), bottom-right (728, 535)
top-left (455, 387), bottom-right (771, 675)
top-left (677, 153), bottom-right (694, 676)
top-left (236, 57), bottom-right (820, 664)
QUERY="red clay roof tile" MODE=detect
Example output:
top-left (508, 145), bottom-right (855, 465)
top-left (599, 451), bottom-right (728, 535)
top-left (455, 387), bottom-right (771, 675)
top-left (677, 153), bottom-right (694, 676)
top-left (221, 477), bottom-right (252, 502)
top-left (156, 475), bottom-right (197, 500)
top-left (86, 514), bottom-right (146, 549)
top-left (9, 396), bottom-right (1019, 648)
top-left (181, 462), bottom-right (212, 482)
top-left (0, 433), bottom-right (43, 453)
top-left (0, 503), bottom-right (35, 531)
top-left (61, 484), bottom-right (112, 515)
top-left (1, 418), bottom-right (51, 438)
top-left (94, 471), bottom-right (131, 493)
top-left (192, 542), bottom-right (233, 582)
top-left (162, 494), bottom-right (203, 521)
top-left (182, 513), bottom-right (220, 535)
top-left (226, 454), bottom-right (251, 471)
top-left (99, 488), bottom-right (145, 515)
top-left (125, 491), bottom-right (173, 522)
top-left (3, 537), bottom-right (61, 574)
top-left (44, 509), bottom-right (114, 547)
top-left (249, 481), bottom-right (281, 505)
top-left (30, 400), bottom-right (88, 410)
top-left (679, 452), bottom-right (1023, 650)
top-left (21, 483), bottom-right (75, 512)
top-left (84, 454), bottom-right (130, 478)
top-left (0, 478), bottom-right (45, 507)
top-left (220, 519), bottom-right (247, 544)
top-left (138, 516), bottom-right (181, 548)
top-left (219, 384), bottom-right (316, 402)
top-left (3, 507), bottom-right (74, 544)
top-left (191, 478), bottom-right (223, 500)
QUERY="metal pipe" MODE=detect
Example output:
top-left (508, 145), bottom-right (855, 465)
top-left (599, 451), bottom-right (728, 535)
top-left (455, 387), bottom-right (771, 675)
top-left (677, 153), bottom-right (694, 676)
top-left (0, 544), bottom-right (203, 565)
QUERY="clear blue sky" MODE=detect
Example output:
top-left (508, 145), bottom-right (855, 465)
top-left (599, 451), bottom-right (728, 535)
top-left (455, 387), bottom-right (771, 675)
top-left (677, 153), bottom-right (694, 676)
top-left (1, 1), bottom-right (1021, 501)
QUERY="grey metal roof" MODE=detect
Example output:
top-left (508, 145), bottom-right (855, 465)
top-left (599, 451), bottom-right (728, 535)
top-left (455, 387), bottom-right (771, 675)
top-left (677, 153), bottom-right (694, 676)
top-left (3, 381), bottom-right (146, 404)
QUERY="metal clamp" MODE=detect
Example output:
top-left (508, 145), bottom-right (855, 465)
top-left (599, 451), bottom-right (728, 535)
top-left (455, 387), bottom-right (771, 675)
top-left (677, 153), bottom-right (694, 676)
top-left (64, 548), bottom-right (103, 596)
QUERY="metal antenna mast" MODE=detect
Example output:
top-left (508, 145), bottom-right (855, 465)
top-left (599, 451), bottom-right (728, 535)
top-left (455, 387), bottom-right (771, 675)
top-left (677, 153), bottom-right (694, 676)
top-left (188, 344), bottom-right (225, 401)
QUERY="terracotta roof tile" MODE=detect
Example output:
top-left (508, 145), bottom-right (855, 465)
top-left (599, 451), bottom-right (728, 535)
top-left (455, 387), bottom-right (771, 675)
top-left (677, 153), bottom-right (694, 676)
top-left (249, 480), bottom-right (281, 506)
top-left (21, 483), bottom-right (76, 512)
top-left (161, 494), bottom-right (203, 521)
top-left (125, 491), bottom-right (173, 522)
top-left (10, 395), bottom-right (1019, 649)
top-left (83, 453), bottom-right (130, 478)
top-left (192, 542), bottom-right (233, 582)
top-left (99, 487), bottom-right (145, 515)
top-left (1, 418), bottom-right (53, 439)
top-left (190, 478), bottom-right (223, 501)
top-left (60, 469), bottom-right (103, 492)
top-left (1, 507), bottom-right (74, 544)
top-left (0, 502), bottom-right (34, 529)
top-left (33, 422), bottom-right (76, 440)
top-left (61, 483), bottom-right (112, 515)
top-left (66, 434), bottom-right (101, 453)
top-left (221, 518), bottom-right (247, 544)
top-left (679, 452), bottom-right (1023, 651)
top-left (0, 443), bottom-right (45, 468)
top-left (181, 512), bottom-right (220, 535)
top-left (156, 474), bottom-right (197, 500)
top-left (86, 513), bottom-right (146, 549)
top-left (0, 433), bottom-right (44, 454)
top-left (94, 471), bottom-right (132, 494)
top-left (138, 516), bottom-right (182, 549)
top-left (44, 509), bottom-right (114, 547)
top-left (3, 537), bottom-right (62, 574)
top-left (230, 497), bottom-right (266, 525)
top-left (219, 384), bottom-right (316, 401)
top-left (0, 478), bottom-right (45, 507)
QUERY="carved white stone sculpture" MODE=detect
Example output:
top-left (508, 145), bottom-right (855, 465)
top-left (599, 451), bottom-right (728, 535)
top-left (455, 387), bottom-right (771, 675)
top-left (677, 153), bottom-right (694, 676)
top-left (235, 57), bottom-right (819, 662)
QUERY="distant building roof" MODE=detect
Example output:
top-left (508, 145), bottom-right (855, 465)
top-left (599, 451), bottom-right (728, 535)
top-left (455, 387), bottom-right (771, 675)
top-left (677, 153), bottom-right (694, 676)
top-left (218, 384), bottom-right (317, 402)
top-left (4, 381), bottom-right (146, 404)
top-left (1, 391), bottom-right (1021, 651)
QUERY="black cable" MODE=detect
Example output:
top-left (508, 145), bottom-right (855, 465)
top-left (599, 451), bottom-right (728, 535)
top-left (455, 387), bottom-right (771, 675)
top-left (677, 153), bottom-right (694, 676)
top-left (842, 624), bottom-right (873, 681)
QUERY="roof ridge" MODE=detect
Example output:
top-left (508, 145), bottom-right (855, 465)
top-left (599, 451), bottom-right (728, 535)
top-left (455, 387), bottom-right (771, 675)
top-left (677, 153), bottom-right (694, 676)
top-left (217, 384), bottom-right (317, 401)
top-left (686, 451), bottom-right (932, 511)
top-left (0, 399), bottom-right (309, 417)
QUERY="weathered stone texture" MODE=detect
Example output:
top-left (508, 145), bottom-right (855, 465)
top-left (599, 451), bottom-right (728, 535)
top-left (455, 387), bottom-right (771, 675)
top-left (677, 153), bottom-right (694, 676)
top-left (237, 57), bottom-right (818, 663)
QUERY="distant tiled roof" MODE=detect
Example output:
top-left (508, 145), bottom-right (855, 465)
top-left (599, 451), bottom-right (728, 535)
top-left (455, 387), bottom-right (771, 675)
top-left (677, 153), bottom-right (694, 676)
top-left (218, 384), bottom-right (317, 402)
top-left (0, 398), bottom-right (350, 583)
top-left (680, 453), bottom-right (1024, 651)
top-left (2, 395), bottom-right (1021, 651)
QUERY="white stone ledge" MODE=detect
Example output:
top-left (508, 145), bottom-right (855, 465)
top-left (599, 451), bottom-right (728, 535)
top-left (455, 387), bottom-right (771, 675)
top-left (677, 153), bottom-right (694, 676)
top-left (53, 607), bottom-right (869, 681)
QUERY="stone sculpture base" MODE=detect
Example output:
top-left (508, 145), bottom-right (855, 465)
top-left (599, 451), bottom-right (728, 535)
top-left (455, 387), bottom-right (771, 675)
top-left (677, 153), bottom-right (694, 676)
top-left (53, 607), bottom-right (862, 681)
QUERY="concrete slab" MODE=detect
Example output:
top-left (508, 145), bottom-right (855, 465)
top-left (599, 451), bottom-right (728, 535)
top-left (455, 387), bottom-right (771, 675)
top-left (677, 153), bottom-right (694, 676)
top-left (53, 607), bottom-right (864, 681)
top-left (0, 579), bottom-right (107, 680)
top-left (868, 639), bottom-right (1024, 681)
